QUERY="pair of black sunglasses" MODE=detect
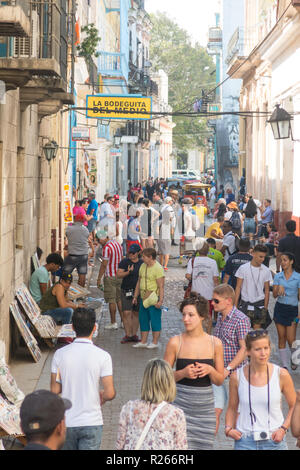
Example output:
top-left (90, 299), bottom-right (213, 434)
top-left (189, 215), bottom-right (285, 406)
top-left (247, 329), bottom-right (268, 338)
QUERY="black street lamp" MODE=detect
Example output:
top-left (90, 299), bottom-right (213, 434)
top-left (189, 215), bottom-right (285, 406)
top-left (43, 140), bottom-right (59, 162)
top-left (267, 104), bottom-right (292, 140)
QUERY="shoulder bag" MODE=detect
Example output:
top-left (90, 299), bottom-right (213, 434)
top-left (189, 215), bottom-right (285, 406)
top-left (135, 401), bottom-right (168, 450)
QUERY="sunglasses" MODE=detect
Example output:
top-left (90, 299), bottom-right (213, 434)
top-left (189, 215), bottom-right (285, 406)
top-left (247, 329), bottom-right (268, 338)
top-left (212, 298), bottom-right (221, 304)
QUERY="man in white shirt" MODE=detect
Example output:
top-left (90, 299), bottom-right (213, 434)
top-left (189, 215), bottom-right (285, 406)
top-left (186, 239), bottom-right (219, 332)
top-left (51, 308), bottom-right (116, 450)
top-left (99, 196), bottom-right (115, 229)
top-left (158, 197), bottom-right (175, 271)
top-left (220, 221), bottom-right (237, 262)
top-left (235, 244), bottom-right (273, 329)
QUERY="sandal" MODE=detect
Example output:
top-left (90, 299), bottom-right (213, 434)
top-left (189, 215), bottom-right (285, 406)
top-left (121, 336), bottom-right (132, 344)
top-left (291, 359), bottom-right (298, 371)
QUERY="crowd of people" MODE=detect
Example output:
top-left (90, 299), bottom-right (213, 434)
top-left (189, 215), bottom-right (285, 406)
top-left (21, 180), bottom-right (300, 451)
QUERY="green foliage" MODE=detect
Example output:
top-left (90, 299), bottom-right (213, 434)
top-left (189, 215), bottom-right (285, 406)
top-left (77, 24), bottom-right (101, 59)
top-left (150, 12), bottom-right (216, 154)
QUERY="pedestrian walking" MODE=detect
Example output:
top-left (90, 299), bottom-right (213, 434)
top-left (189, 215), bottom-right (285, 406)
top-left (157, 197), bottom-right (174, 271)
top-left (117, 244), bottom-right (143, 344)
top-left (97, 231), bottom-right (123, 330)
top-left (212, 284), bottom-right (251, 434)
top-left (99, 195), bottom-right (115, 230)
top-left (132, 248), bottom-right (165, 349)
top-left (164, 293), bottom-right (224, 450)
top-left (186, 240), bottom-right (219, 333)
top-left (223, 238), bottom-right (252, 289)
top-left (127, 207), bottom-right (142, 253)
top-left (20, 390), bottom-right (71, 451)
top-left (51, 308), bottom-right (116, 450)
top-left (225, 329), bottom-right (296, 450)
top-left (242, 196), bottom-right (258, 241)
top-left (63, 213), bottom-right (90, 287)
top-left (276, 220), bottom-right (300, 273)
top-left (29, 253), bottom-right (64, 304)
top-left (220, 220), bottom-right (238, 262)
top-left (273, 252), bottom-right (300, 370)
top-left (206, 238), bottom-right (226, 276)
top-left (116, 359), bottom-right (187, 450)
top-left (39, 272), bottom-right (82, 325)
top-left (86, 192), bottom-right (99, 236)
top-left (235, 244), bottom-right (273, 329)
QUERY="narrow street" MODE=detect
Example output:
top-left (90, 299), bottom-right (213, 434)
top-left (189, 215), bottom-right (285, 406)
top-left (11, 246), bottom-right (300, 451)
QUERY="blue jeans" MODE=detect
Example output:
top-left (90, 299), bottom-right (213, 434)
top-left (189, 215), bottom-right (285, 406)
top-left (244, 218), bottom-right (256, 234)
top-left (234, 434), bottom-right (288, 450)
top-left (63, 425), bottom-right (103, 450)
top-left (42, 308), bottom-right (73, 324)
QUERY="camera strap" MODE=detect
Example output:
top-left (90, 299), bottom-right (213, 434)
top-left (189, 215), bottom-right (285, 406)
top-left (248, 364), bottom-right (270, 433)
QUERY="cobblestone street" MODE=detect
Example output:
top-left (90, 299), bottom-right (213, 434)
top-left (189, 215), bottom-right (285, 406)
top-left (20, 247), bottom-right (300, 451)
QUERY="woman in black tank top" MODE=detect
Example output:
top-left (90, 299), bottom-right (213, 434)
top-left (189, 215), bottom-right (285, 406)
top-left (164, 293), bottom-right (224, 450)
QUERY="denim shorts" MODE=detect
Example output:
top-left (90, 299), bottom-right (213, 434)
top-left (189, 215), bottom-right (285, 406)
top-left (88, 218), bottom-right (97, 233)
top-left (63, 254), bottom-right (88, 275)
top-left (234, 434), bottom-right (288, 451)
top-left (244, 218), bottom-right (256, 234)
top-left (212, 380), bottom-right (229, 410)
top-left (63, 425), bottom-right (103, 451)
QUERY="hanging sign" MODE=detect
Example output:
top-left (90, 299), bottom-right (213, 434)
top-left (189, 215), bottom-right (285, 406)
top-left (72, 127), bottom-right (90, 142)
top-left (86, 94), bottom-right (152, 120)
top-left (110, 148), bottom-right (122, 157)
top-left (64, 184), bottom-right (72, 223)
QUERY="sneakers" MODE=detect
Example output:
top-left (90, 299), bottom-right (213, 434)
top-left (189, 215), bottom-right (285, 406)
top-left (132, 342), bottom-right (148, 348)
top-left (146, 343), bottom-right (159, 349)
top-left (121, 335), bottom-right (132, 344)
top-left (104, 323), bottom-right (118, 330)
top-left (130, 335), bottom-right (140, 343)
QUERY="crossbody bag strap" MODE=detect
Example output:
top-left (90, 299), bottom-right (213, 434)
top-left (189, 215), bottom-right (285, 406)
top-left (135, 402), bottom-right (168, 450)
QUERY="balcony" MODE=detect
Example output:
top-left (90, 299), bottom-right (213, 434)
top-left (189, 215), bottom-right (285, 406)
top-left (0, 1), bottom-right (74, 112)
top-left (98, 51), bottom-right (128, 81)
top-left (207, 26), bottom-right (222, 55)
top-left (0, 0), bottom-right (30, 37)
top-left (226, 27), bottom-right (261, 78)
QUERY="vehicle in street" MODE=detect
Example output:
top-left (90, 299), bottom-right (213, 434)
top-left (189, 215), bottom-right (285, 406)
top-left (182, 182), bottom-right (211, 206)
top-left (172, 169), bottom-right (201, 179)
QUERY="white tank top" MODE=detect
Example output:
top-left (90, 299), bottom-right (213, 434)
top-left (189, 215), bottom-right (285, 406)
top-left (236, 364), bottom-right (284, 433)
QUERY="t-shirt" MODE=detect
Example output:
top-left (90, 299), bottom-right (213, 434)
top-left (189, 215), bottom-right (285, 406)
top-left (51, 339), bottom-right (112, 427)
top-left (139, 261), bottom-right (165, 298)
top-left (29, 266), bottom-right (50, 303)
top-left (186, 256), bottom-right (219, 300)
top-left (87, 199), bottom-right (98, 221)
top-left (208, 248), bottom-right (225, 274)
top-left (273, 271), bottom-right (300, 307)
top-left (222, 231), bottom-right (237, 261)
top-left (102, 240), bottom-right (123, 277)
top-left (99, 201), bottom-right (114, 225)
top-left (235, 262), bottom-right (273, 303)
top-left (66, 223), bottom-right (89, 256)
top-left (205, 222), bottom-right (223, 239)
top-left (224, 253), bottom-right (253, 289)
top-left (118, 258), bottom-right (143, 290)
top-left (160, 205), bottom-right (174, 240)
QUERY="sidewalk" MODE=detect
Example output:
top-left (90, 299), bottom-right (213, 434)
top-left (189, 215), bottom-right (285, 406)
top-left (9, 247), bottom-right (300, 450)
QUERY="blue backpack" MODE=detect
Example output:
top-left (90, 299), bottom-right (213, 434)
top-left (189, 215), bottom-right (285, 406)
top-left (230, 211), bottom-right (242, 231)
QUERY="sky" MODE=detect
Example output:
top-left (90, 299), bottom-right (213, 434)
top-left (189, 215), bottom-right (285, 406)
top-left (145, 0), bottom-right (221, 47)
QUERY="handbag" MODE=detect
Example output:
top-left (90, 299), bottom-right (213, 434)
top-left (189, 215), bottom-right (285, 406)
top-left (240, 300), bottom-right (272, 329)
top-left (142, 266), bottom-right (159, 308)
top-left (135, 401), bottom-right (167, 450)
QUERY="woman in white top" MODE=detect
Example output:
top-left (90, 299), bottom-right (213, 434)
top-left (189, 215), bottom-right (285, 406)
top-left (225, 329), bottom-right (296, 450)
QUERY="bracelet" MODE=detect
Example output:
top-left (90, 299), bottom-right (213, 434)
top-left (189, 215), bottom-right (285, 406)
top-left (280, 425), bottom-right (288, 433)
top-left (225, 426), bottom-right (232, 437)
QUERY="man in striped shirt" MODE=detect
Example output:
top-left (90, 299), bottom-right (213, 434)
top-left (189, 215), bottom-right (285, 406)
top-left (97, 231), bottom-right (123, 330)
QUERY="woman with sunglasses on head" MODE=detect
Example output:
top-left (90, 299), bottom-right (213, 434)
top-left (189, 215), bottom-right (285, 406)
top-left (273, 252), bottom-right (300, 370)
top-left (164, 293), bottom-right (224, 450)
top-left (225, 329), bottom-right (296, 450)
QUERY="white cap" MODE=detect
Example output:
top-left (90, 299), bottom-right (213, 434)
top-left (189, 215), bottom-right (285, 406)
top-left (165, 197), bottom-right (172, 203)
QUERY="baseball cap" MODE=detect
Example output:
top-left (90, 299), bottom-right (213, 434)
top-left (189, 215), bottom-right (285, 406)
top-left (227, 202), bottom-right (238, 210)
top-left (20, 390), bottom-right (72, 435)
top-left (114, 194), bottom-right (119, 200)
top-left (96, 229), bottom-right (108, 240)
top-left (129, 243), bottom-right (142, 254)
top-left (60, 272), bottom-right (73, 283)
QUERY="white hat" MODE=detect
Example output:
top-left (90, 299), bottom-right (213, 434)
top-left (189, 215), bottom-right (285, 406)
top-left (165, 197), bottom-right (172, 203)
top-left (193, 237), bottom-right (206, 251)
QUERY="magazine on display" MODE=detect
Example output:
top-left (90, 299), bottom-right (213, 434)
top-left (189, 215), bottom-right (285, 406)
top-left (9, 302), bottom-right (42, 363)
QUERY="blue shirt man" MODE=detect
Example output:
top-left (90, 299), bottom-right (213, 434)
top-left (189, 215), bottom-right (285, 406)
top-left (261, 200), bottom-right (274, 225)
top-left (87, 193), bottom-right (98, 233)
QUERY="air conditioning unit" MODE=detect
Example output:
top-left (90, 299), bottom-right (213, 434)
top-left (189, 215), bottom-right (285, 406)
top-left (14, 10), bottom-right (39, 58)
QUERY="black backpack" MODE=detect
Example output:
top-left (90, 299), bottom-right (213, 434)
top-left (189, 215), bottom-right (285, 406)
top-left (230, 211), bottom-right (242, 231)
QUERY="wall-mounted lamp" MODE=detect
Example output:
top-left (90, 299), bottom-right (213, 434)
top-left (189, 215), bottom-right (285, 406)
top-left (43, 140), bottom-right (59, 162)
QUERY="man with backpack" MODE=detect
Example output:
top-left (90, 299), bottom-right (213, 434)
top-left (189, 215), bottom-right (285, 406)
top-left (220, 221), bottom-right (238, 262)
top-left (225, 202), bottom-right (243, 236)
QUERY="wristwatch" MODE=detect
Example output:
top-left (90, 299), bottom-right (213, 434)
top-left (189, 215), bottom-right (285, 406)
top-left (226, 365), bottom-right (233, 372)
